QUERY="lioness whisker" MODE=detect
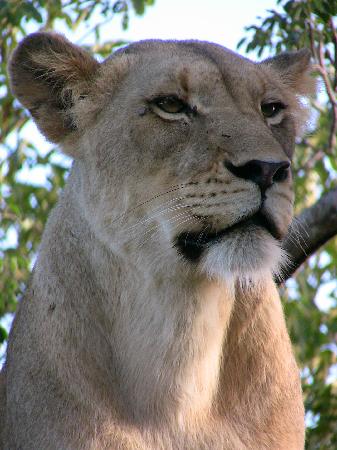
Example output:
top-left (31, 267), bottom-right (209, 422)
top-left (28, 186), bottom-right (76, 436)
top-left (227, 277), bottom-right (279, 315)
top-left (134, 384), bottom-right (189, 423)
top-left (137, 210), bottom-right (202, 251)
top-left (291, 216), bottom-right (309, 239)
top-left (111, 184), bottom-right (190, 225)
top-left (286, 232), bottom-right (308, 256)
top-left (124, 205), bottom-right (193, 243)
top-left (288, 220), bottom-right (309, 253)
top-left (132, 210), bottom-right (194, 250)
top-left (196, 224), bottom-right (211, 245)
top-left (119, 197), bottom-right (188, 235)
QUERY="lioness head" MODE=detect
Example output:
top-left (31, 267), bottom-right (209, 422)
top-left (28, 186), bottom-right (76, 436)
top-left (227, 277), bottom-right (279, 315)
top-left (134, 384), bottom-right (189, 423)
top-left (9, 33), bottom-right (314, 283)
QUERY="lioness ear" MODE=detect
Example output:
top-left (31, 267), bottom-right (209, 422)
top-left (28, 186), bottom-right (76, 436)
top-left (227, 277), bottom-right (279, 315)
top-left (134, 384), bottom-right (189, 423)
top-left (9, 32), bottom-right (99, 147)
top-left (262, 48), bottom-right (316, 96)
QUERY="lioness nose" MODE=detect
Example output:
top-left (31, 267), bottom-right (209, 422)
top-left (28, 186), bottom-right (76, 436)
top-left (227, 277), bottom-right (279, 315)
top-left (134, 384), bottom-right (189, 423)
top-left (225, 159), bottom-right (290, 191)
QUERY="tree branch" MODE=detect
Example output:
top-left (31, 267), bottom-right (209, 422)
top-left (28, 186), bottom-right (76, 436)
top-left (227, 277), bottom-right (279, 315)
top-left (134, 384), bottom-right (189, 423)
top-left (278, 187), bottom-right (337, 283)
top-left (316, 38), bottom-right (337, 154)
top-left (328, 17), bottom-right (337, 90)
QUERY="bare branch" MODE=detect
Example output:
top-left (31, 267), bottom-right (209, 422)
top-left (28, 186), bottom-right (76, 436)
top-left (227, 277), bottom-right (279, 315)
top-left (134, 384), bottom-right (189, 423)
top-left (312, 100), bottom-right (326, 114)
top-left (278, 187), bottom-right (337, 283)
top-left (307, 18), bottom-right (318, 61)
top-left (317, 40), bottom-right (337, 107)
top-left (302, 149), bottom-right (325, 170)
top-left (329, 104), bottom-right (337, 153)
top-left (329, 17), bottom-right (337, 90)
top-left (316, 38), bottom-right (337, 154)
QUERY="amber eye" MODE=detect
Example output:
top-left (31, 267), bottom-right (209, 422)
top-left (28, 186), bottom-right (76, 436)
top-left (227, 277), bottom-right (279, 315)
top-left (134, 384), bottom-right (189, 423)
top-left (153, 96), bottom-right (188, 114)
top-left (261, 102), bottom-right (286, 118)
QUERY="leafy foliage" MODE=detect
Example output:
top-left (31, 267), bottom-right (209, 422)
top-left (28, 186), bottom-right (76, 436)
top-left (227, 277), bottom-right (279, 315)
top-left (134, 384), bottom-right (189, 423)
top-left (239, 1), bottom-right (337, 448)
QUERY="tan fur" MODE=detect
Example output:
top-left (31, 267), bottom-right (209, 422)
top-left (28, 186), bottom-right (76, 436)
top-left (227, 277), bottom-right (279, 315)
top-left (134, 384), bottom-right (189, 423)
top-left (1, 33), bottom-right (315, 449)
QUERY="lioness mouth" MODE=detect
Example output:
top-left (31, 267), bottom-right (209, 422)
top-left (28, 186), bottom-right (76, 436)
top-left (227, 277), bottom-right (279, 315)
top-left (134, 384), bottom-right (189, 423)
top-left (175, 211), bottom-right (280, 262)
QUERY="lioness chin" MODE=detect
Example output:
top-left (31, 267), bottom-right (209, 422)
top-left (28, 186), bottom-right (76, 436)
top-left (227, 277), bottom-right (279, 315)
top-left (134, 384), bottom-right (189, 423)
top-left (0, 33), bottom-right (315, 449)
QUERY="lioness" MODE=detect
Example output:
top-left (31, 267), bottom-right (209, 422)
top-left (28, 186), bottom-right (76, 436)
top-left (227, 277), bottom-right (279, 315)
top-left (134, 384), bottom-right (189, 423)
top-left (0, 33), bottom-right (314, 449)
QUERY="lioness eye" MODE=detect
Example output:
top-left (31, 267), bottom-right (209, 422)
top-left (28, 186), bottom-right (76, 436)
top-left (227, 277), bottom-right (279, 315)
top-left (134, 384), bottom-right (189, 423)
top-left (154, 96), bottom-right (187, 114)
top-left (261, 102), bottom-right (286, 118)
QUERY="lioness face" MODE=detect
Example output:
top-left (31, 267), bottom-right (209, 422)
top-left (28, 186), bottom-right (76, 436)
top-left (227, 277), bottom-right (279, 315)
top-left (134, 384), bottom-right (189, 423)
top-left (80, 41), bottom-right (312, 280)
top-left (10, 36), bottom-right (314, 281)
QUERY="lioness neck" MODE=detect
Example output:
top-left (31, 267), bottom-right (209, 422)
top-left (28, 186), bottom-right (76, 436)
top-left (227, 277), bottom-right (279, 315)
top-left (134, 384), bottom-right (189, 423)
top-left (110, 271), bottom-right (235, 426)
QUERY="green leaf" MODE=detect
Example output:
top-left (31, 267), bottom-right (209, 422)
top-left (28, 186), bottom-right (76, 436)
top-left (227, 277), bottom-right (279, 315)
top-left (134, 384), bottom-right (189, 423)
top-left (21, 3), bottom-right (43, 23)
top-left (0, 325), bottom-right (8, 344)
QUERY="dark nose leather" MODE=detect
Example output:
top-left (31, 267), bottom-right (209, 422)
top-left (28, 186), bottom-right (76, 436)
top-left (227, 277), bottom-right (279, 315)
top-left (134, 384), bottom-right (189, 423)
top-left (225, 159), bottom-right (290, 191)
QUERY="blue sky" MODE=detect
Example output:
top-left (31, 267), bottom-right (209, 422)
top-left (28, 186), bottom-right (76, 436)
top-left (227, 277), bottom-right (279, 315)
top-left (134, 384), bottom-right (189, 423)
top-left (86, 0), bottom-right (281, 56)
